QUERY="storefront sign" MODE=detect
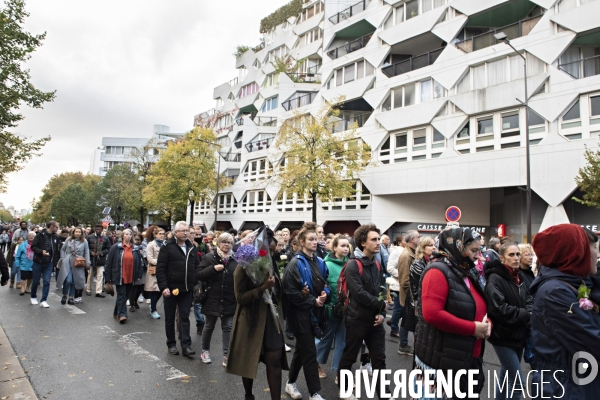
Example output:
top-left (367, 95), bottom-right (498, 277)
top-left (581, 224), bottom-right (599, 232)
top-left (497, 224), bottom-right (507, 237)
top-left (417, 224), bottom-right (486, 234)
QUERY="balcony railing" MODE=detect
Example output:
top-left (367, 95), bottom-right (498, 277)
top-left (559, 54), bottom-right (600, 79)
top-left (245, 138), bottom-right (273, 153)
top-left (282, 92), bottom-right (317, 111)
top-left (221, 153), bottom-right (241, 162)
top-left (229, 77), bottom-right (239, 86)
top-left (326, 111), bottom-right (372, 134)
top-left (286, 72), bottom-right (322, 83)
top-left (235, 117), bottom-right (244, 125)
top-left (254, 116), bottom-right (278, 126)
top-left (329, 0), bottom-right (368, 24)
top-left (382, 47), bottom-right (444, 78)
top-left (455, 15), bottom-right (542, 53)
top-left (327, 33), bottom-right (373, 60)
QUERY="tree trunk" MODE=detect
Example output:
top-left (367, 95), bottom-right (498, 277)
top-left (139, 208), bottom-right (145, 228)
top-left (311, 191), bottom-right (317, 223)
top-left (189, 199), bottom-right (195, 226)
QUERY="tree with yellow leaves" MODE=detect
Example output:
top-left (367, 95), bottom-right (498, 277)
top-left (274, 99), bottom-right (371, 222)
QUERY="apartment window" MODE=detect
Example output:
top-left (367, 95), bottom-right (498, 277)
top-left (238, 82), bottom-right (259, 98)
top-left (413, 128), bottom-right (426, 146)
top-left (215, 98), bottom-right (223, 108)
top-left (561, 100), bottom-right (581, 129)
top-left (322, 181), bottom-right (371, 210)
top-left (528, 109), bottom-right (546, 133)
top-left (298, 1), bottom-right (324, 23)
top-left (263, 73), bottom-right (279, 88)
top-left (267, 46), bottom-right (289, 63)
top-left (501, 112), bottom-right (520, 138)
top-left (457, 122), bottom-right (470, 139)
top-left (261, 96), bottom-right (278, 112)
top-left (420, 79), bottom-right (445, 102)
top-left (380, 137), bottom-right (391, 156)
top-left (383, 0), bottom-right (446, 29)
top-left (396, 134), bottom-right (408, 149)
top-left (382, 79), bottom-right (445, 111)
top-left (217, 193), bottom-right (237, 214)
top-left (590, 95), bottom-right (600, 124)
top-left (432, 128), bottom-right (445, 148)
top-left (241, 190), bottom-right (272, 213)
top-left (299, 28), bottom-right (322, 47)
top-left (328, 60), bottom-right (375, 89)
top-left (243, 158), bottom-right (271, 181)
top-left (478, 117), bottom-right (493, 136)
top-left (253, 59), bottom-right (261, 69)
top-left (105, 146), bottom-right (112, 155)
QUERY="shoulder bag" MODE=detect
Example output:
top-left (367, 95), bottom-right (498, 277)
top-left (72, 241), bottom-right (86, 268)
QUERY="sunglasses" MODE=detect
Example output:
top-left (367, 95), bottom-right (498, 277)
top-left (506, 252), bottom-right (521, 257)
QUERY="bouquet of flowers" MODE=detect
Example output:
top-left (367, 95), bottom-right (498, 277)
top-left (234, 227), bottom-right (281, 333)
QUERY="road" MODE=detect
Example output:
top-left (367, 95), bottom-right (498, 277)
top-left (0, 283), bottom-right (524, 400)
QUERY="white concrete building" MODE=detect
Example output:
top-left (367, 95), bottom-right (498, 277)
top-left (191, 0), bottom-right (600, 241)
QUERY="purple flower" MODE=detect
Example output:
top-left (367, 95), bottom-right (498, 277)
top-left (579, 298), bottom-right (594, 311)
top-left (235, 244), bottom-right (258, 264)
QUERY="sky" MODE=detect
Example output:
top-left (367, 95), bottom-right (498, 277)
top-left (0, 0), bottom-right (286, 211)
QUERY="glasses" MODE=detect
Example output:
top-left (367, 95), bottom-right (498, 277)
top-left (507, 252), bottom-right (521, 257)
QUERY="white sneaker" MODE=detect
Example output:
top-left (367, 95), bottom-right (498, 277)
top-left (74, 297), bottom-right (82, 304)
top-left (40, 301), bottom-right (50, 308)
top-left (285, 381), bottom-right (302, 399)
top-left (285, 344), bottom-right (291, 352)
top-left (200, 350), bottom-right (211, 364)
top-left (310, 393), bottom-right (325, 400)
top-left (146, 299), bottom-right (151, 304)
top-left (126, 300), bottom-right (130, 306)
top-left (138, 295), bottom-right (145, 302)
top-left (339, 394), bottom-right (356, 400)
top-left (361, 362), bottom-right (373, 377)
top-left (30, 298), bottom-right (38, 305)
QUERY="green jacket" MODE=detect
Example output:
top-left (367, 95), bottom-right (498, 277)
top-left (323, 253), bottom-right (348, 305)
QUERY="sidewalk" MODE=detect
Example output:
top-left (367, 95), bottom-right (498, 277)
top-left (0, 324), bottom-right (37, 399)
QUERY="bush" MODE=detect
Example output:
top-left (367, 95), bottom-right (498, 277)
top-left (259, 0), bottom-right (303, 34)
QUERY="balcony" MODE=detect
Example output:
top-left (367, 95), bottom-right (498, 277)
top-left (221, 153), bottom-right (241, 162)
top-left (235, 117), bottom-right (244, 125)
top-left (327, 111), bottom-right (372, 133)
top-left (245, 138), bottom-right (273, 153)
top-left (286, 72), bottom-right (322, 83)
top-left (559, 54), bottom-right (600, 79)
top-left (382, 47), bottom-right (444, 78)
top-left (282, 92), bottom-right (317, 111)
top-left (326, 33), bottom-right (373, 60)
top-left (329, 0), bottom-right (368, 25)
top-left (254, 116), bottom-right (278, 126)
top-left (455, 15), bottom-right (543, 53)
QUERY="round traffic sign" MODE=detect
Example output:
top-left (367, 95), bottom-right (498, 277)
top-left (445, 206), bottom-right (461, 222)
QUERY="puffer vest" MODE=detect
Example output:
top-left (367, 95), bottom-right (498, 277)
top-left (414, 261), bottom-right (484, 373)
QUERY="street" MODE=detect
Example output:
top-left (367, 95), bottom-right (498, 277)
top-left (0, 284), bottom-right (518, 400)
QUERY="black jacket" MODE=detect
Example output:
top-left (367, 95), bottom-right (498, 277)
top-left (484, 260), bottom-right (533, 349)
top-left (282, 251), bottom-right (327, 334)
top-left (104, 242), bottom-right (144, 285)
top-left (31, 229), bottom-right (60, 265)
top-left (344, 253), bottom-right (386, 323)
top-left (0, 251), bottom-right (8, 285)
top-left (520, 267), bottom-right (535, 291)
top-left (196, 251), bottom-right (237, 317)
top-left (86, 234), bottom-right (111, 267)
top-left (156, 238), bottom-right (200, 293)
top-left (409, 258), bottom-right (427, 306)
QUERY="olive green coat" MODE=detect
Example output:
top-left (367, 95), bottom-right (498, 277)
top-left (226, 265), bottom-right (289, 379)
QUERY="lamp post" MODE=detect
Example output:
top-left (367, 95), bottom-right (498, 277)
top-left (196, 138), bottom-right (222, 231)
top-left (495, 32), bottom-right (532, 243)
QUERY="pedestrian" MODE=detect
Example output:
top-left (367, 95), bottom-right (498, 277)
top-left (386, 234), bottom-right (405, 330)
top-left (485, 237), bottom-right (501, 263)
top-left (316, 234), bottom-right (349, 380)
top-left (227, 228), bottom-right (289, 400)
top-left (197, 232), bottom-right (238, 366)
top-left (0, 229), bottom-right (8, 254)
top-left (0, 250), bottom-right (8, 286)
top-left (484, 242), bottom-right (532, 400)
top-left (30, 221), bottom-right (60, 308)
top-left (9, 237), bottom-right (24, 289)
top-left (412, 227), bottom-right (490, 399)
top-left (11, 221), bottom-right (29, 244)
top-left (315, 225), bottom-right (327, 259)
top-left (156, 221), bottom-right (200, 356)
top-left (281, 228), bottom-right (291, 253)
top-left (190, 229), bottom-right (206, 336)
top-left (14, 233), bottom-right (35, 295)
top-left (283, 221), bottom-right (328, 400)
top-left (145, 227), bottom-right (164, 319)
top-left (86, 224), bottom-right (111, 298)
top-left (396, 230), bottom-right (419, 353)
top-left (57, 227), bottom-right (91, 306)
top-left (530, 224), bottom-right (600, 399)
top-left (407, 236), bottom-right (436, 330)
top-left (128, 233), bottom-right (147, 312)
top-left (104, 229), bottom-right (144, 323)
top-left (518, 244), bottom-right (535, 289)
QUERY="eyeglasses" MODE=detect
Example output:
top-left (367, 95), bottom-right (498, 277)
top-left (507, 252), bottom-right (521, 257)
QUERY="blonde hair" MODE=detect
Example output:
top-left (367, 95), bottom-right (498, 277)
top-left (216, 232), bottom-right (234, 245)
top-left (415, 236), bottom-right (435, 260)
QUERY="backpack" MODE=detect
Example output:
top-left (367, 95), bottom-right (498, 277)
top-left (334, 258), bottom-right (381, 319)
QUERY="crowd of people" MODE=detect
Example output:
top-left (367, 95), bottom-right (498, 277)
top-left (0, 220), bottom-right (599, 399)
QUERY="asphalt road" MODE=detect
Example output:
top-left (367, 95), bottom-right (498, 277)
top-left (0, 282), bottom-right (526, 400)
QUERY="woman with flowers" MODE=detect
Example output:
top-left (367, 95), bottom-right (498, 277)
top-left (196, 232), bottom-right (238, 366)
top-left (530, 224), bottom-right (600, 399)
top-left (484, 241), bottom-right (532, 400)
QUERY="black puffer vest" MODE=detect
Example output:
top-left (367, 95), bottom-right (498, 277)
top-left (414, 261), bottom-right (485, 372)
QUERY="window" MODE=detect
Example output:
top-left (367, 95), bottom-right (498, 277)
top-left (383, 0), bottom-right (446, 29)
top-left (253, 59), bottom-right (261, 69)
top-left (263, 73), bottom-right (279, 88)
top-left (528, 109), bottom-right (546, 133)
top-left (328, 60), bottom-right (375, 89)
top-left (501, 112), bottom-right (520, 138)
top-left (238, 66), bottom-right (248, 82)
top-left (477, 117), bottom-right (493, 135)
top-left (457, 122), bottom-right (470, 139)
top-left (396, 134), bottom-right (408, 148)
top-left (215, 98), bottom-right (223, 108)
top-left (561, 100), bottom-right (581, 130)
top-left (241, 190), bottom-right (272, 213)
top-left (321, 181), bottom-right (371, 210)
top-left (382, 79), bottom-right (445, 111)
top-left (413, 128), bottom-right (426, 145)
top-left (591, 96), bottom-right (600, 122)
top-left (238, 82), bottom-right (259, 98)
top-left (432, 128), bottom-right (445, 148)
top-left (218, 193), bottom-right (238, 214)
top-left (299, 28), bottom-right (322, 47)
top-left (261, 96), bottom-right (278, 112)
top-left (298, 2), bottom-right (324, 23)
top-left (243, 158), bottom-right (271, 181)
top-left (267, 46), bottom-right (289, 63)
top-left (380, 137), bottom-right (390, 156)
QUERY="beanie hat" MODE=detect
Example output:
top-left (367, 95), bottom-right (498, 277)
top-left (532, 224), bottom-right (591, 277)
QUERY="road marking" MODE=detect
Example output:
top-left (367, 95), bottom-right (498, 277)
top-left (100, 326), bottom-right (188, 381)
top-left (48, 293), bottom-right (86, 314)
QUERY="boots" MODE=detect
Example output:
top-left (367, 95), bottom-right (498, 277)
top-left (196, 323), bottom-right (204, 336)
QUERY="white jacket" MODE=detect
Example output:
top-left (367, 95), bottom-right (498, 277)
top-left (386, 245), bottom-right (404, 292)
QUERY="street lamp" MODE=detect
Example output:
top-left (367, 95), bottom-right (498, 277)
top-left (196, 138), bottom-right (223, 231)
top-left (495, 31), bottom-right (532, 243)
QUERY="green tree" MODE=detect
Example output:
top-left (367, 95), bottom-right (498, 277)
top-left (0, 210), bottom-right (14, 223)
top-left (0, 0), bottom-right (56, 191)
top-left (274, 100), bottom-right (371, 222)
top-left (574, 143), bottom-right (600, 208)
top-left (97, 164), bottom-right (141, 225)
top-left (50, 183), bottom-right (99, 226)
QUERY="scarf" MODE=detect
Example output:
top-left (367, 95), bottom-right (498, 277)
top-left (432, 227), bottom-right (485, 290)
top-left (532, 223), bottom-right (591, 277)
top-left (155, 239), bottom-right (164, 247)
top-left (503, 264), bottom-right (521, 285)
top-left (216, 247), bottom-right (232, 265)
top-left (26, 240), bottom-right (34, 261)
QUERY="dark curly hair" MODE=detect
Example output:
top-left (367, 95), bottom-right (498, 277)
top-left (354, 224), bottom-right (380, 251)
top-left (297, 221), bottom-right (317, 246)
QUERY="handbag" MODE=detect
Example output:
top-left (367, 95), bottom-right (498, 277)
top-left (71, 240), bottom-right (86, 268)
top-left (400, 293), bottom-right (417, 332)
top-left (193, 282), bottom-right (207, 304)
top-left (148, 265), bottom-right (156, 275)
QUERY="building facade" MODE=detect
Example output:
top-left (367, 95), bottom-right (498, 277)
top-left (191, 0), bottom-right (600, 242)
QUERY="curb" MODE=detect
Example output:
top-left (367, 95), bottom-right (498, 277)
top-left (0, 324), bottom-right (38, 399)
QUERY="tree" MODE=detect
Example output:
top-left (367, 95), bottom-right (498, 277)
top-left (50, 183), bottom-right (98, 226)
top-left (274, 100), bottom-right (371, 222)
top-left (574, 143), bottom-right (600, 208)
top-left (143, 127), bottom-right (229, 226)
top-left (0, 0), bottom-right (56, 191)
top-left (97, 164), bottom-right (141, 225)
top-left (0, 210), bottom-right (14, 223)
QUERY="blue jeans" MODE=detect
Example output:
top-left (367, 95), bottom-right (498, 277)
top-left (62, 268), bottom-right (76, 297)
top-left (316, 317), bottom-right (346, 371)
top-left (10, 265), bottom-right (20, 283)
top-left (492, 344), bottom-right (524, 400)
top-left (193, 302), bottom-right (205, 325)
top-left (390, 290), bottom-right (409, 346)
top-left (31, 262), bottom-right (53, 302)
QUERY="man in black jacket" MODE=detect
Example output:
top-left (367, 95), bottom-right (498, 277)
top-left (86, 224), bottom-right (111, 297)
top-left (156, 221), bottom-right (200, 357)
top-left (338, 224), bottom-right (389, 400)
top-left (30, 221), bottom-right (60, 308)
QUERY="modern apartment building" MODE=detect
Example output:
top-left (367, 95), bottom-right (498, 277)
top-left (192, 0), bottom-right (600, 242)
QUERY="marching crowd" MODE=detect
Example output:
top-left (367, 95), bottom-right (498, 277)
top-left (0, 220), bottom-right (599, 400)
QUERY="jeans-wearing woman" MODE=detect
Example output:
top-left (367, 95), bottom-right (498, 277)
top-left (57, 228), bottom-right (90, 305)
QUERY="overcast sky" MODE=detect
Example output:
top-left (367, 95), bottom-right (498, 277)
top-left (0, 0), bottom-right (286, 212)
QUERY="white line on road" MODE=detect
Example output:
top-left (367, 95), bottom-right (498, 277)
top-left (48, 293), bottom-right (86, 314)
top-left (100, 326), bottom-right (188, 381)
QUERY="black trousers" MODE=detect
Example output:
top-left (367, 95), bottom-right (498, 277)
top-left (289, 331), bottom-right (321, 395)
top-left (164, 290), bottom-right (193, 349)
top-left (129, 284), bottom-right (144, 306)
top-left (338, 321), bottom-right (391, 399)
